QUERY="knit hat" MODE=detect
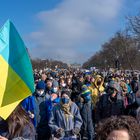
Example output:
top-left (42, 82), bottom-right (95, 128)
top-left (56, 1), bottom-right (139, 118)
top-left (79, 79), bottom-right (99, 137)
top-left (36, 81), bottom-right (46, 90)
top-left (82, 85), bottom-right (88, 91)
top-left (81, 85), bottom-right (91, 97)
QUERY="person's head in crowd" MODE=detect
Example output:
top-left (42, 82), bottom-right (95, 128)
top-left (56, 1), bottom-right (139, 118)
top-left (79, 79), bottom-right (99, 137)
top-left (69, 74), bottom-right (73, 79)
top-left (108, 75), bottom-right (113, 83)
top-left (96, 115), bottom-right (140, 140)
top-left (81, 85), bottom-right (91, 103)
top-left (114, 76), bottom-right (121, 83)
top-left (66, 78), bottom-right (72, 86)
top-left (46, 80), bottom-right (53, 90)
top-left (94, 75), bottom-right (104, 88)
top-left (61, 90), bottom-right (71, 104)
top-left (36, 81), bottom-right (46, 96)
top-left (50, 71), bottom-right (57, 79)
top-left (59, 78), bottom-right (66, 87)
top-left (126, 78), bottom-right (131, 85)
top-left (133, 75), bottom-right (138, 81)
top-left (90, 76), bottom-right (95, 83)
top-left (120, 81), bottom-right (128, 96)
top-left (79, 76), bottom-right (84, 83)
top-left (108, 81), bottom-right (120, 98)
top-left (96, 77), bottom-right (103, 86)
top-left (85, 75), bottom-right (91, 83)
top-left (41, 73), bottom-right (47, 81)
top-left (6, 105), bottom-right (35, 139)
top-left (52, 81), bottom-right (59, 93)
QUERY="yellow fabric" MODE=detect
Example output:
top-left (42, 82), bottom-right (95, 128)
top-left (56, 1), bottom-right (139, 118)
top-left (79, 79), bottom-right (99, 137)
top-left (120, 81), bottom-right (128, 92)
top-left (0, 55), bottom-right (31, 119)
top-left (0, 99), bottom-right (23, 120)
top-left (89, 75), bottom-right (104, 106)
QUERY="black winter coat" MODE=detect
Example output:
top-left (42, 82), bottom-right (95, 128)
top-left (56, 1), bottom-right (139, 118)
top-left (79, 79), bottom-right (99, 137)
top-left (96, 93), bottom-right (124, 122)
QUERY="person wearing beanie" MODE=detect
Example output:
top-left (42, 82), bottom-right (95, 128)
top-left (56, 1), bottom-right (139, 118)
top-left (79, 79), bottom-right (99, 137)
top-left (96, 81), bottom-right (124, 123)
top-left (49, 90), bottom-right (83, 140)
top-left (84, 75), bottom-right (91, 87)
top-left (36, 81), bottom-right (46, 93)
top-left (78, 85), bottom-right (95, 140)
top-left (22, 81), bottom-right (50, 140)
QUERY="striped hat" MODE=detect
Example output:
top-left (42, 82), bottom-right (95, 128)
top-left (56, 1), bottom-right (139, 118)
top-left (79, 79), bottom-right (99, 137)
top-left (81, 85), bottom-right (91, 97)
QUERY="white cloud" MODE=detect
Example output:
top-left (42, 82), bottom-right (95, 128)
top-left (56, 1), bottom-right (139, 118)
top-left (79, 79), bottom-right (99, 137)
top-left (29, 0), bottom-right (123, 63)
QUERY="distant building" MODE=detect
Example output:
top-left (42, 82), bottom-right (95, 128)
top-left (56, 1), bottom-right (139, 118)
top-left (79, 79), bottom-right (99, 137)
top-left (70, 63), bottom-right (81, 69)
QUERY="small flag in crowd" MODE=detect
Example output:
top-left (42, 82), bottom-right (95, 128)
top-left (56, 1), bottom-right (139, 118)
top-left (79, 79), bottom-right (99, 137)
top-left (0, 20), bottom-right (34, 119)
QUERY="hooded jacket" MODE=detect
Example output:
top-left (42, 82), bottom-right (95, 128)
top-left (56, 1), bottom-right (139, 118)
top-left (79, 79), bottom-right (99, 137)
top-left (89, 75), bottom-right (105, 106)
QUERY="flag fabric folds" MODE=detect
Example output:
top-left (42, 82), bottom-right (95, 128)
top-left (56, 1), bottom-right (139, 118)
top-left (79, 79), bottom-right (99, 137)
top-left (0, 20), bottom-right (34, 119)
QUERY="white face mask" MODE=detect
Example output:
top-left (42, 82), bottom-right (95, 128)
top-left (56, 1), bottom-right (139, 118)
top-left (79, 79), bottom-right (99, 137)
top-left (52, 87), bottom-right (58, 93)
top-left (61, 83), bottom-right (66, 87)
top-left (37, 90), bottom-right (44, 95)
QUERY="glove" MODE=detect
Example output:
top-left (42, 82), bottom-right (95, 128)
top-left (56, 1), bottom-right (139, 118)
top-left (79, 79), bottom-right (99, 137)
top-left (28, 111), bottom-right (35, 119)
top-left (55, 128), bottom-right (64, 138)
top-left (72, 127), bottom-right (80, 135)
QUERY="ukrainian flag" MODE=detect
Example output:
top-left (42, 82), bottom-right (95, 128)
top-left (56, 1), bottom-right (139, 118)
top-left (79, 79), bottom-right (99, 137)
top-left (0, 20), bottom-right (34, 119)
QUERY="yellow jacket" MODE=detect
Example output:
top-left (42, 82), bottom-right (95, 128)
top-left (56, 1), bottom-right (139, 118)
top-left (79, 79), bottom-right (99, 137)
top-left (89, 75), bottom-right (105, 106)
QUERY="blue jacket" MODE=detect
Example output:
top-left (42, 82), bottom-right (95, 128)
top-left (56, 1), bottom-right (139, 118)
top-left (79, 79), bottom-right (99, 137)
top-left (46, 97), bottom-right (60, 121)
top-left (22, 92), bottom-right (50, 128)
top-left (22, 96), bottom-right (37, 127)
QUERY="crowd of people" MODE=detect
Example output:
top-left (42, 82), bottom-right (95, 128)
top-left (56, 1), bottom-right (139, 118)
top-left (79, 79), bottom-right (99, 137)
top-left (1, 68), bottom-right (140, 140)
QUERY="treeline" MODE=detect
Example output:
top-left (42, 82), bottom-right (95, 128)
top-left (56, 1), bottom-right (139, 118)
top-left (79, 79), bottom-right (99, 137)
top-left (31, 59), bottom-right (68, 70)
top-left (83, 13), bottom-right (140, 70)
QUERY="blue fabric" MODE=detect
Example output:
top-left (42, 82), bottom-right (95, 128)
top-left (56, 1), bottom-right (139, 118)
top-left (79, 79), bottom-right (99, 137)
top-left (36, 81), bottom-right (46, 90)
top-left (127, 84), bottom-right (132, 93)
top-left (84, 96), bottom-right (91, 102)
top-left (81, 91), bottom-right (91, 97)
top-left (85, 83), bottom-right (91, 87)
top-left (22, 96), bottom-right (37, 127)
top-left (84, 72), bottom-right (92, 75)
top-left (46, 97), bottom-right (60, 120)
top-left (61, 98), bottom-right (69, 104)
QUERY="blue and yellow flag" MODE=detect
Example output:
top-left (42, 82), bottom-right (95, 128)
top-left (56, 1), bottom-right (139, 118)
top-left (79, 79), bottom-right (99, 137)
top-left (0, 20), bottom-right (34, 119)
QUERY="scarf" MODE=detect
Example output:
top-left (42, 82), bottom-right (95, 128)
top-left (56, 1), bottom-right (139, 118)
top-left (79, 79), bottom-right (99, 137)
top-left (60, 100), bottom-right (73, 123)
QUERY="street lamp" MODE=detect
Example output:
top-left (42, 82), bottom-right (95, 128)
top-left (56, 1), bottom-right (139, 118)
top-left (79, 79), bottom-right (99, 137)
top-left (115, 55), bottom-right (120, 70)
top-left (104, 59), bottom-right (107, 71)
